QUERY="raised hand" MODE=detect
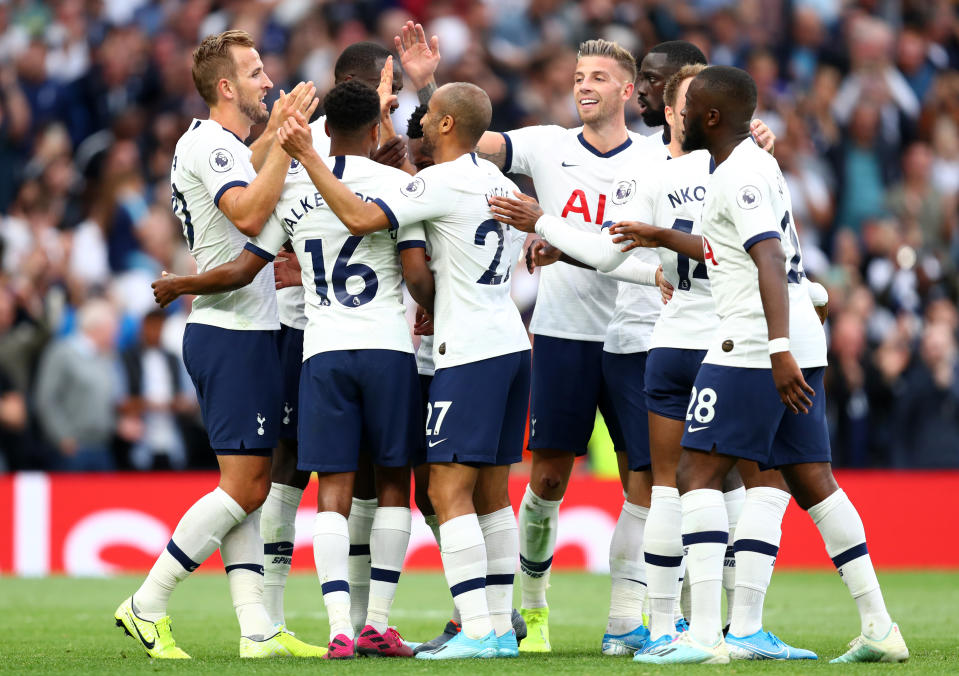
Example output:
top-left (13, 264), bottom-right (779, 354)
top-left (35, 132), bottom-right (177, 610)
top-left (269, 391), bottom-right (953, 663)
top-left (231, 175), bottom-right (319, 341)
top-left (378, 55), bottom-right (400, 122)
top-left (394, 21), bottom-right (440, 90)
top-left (277, 111), bottom-right (314, 161)
top-left (267, 81), bottom-right (318, 133)
top-left (488, 191), bottom-right (544, 233)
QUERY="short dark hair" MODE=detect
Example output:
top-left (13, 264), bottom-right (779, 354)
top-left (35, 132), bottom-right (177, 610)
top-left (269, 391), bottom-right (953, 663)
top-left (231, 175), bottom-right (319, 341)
top-left (334, 42), bottom-right (391, 84)
top-left (649, 40), bottom-right (707, 69)
top-left (323, 80), bottom-right (380, 135)
top-left (434, 83), bottom-right (491, 147)
top-left (407, 104), bottom-right (428, 140)
top-left (696, 65), bottom-right (758, 119)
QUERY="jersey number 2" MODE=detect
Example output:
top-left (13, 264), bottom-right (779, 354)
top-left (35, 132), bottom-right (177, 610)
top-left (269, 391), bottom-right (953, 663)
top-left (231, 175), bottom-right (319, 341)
top-left (475, 219), bottom-right (511, 285)
top-left (304, 236), bottom-right (378, 307)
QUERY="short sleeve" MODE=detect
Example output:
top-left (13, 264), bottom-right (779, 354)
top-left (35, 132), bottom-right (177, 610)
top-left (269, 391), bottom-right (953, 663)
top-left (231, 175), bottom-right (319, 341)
top-left (728, 174), bottom-right (781, 251)
top-left (373, 167), bottom-right (452, 230)
top-left (501, 125), bottom-right (561, 176)
top-left (396, 220), bottom-right (427, 250)
top-left (193, 135), bottom-right (254, 209)
top-left (245, 214), bottom-right (288, 261)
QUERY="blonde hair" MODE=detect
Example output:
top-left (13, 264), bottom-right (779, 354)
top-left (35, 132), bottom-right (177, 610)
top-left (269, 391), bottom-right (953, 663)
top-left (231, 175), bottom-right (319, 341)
top-left (577, 39), bottom-right (637, 82)
top-left (664, 63), bottom-right (706, 110)
top-left (191, 30), bottom-right (256, 106)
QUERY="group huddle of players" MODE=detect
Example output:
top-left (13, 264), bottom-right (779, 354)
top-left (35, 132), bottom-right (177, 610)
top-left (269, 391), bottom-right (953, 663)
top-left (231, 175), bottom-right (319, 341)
top-left (111, 20), bottom-right (909, 664)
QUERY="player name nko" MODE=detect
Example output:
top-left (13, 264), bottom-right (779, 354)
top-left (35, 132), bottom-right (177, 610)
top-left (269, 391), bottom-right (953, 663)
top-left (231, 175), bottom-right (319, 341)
top-left (667, 184), bottom-right (707, 208)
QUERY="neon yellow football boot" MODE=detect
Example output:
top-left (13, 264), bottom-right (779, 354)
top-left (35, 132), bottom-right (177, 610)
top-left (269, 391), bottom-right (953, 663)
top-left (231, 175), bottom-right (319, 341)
top-left (239, 628), bottom-right (328, 658)
top-left (114, 596), bottom-right (190, 659)
top-left (519, 607), bottom-right (551, 652)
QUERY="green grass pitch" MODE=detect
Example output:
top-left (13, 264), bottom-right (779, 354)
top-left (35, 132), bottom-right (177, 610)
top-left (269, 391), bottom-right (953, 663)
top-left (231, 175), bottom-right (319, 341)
top-left (1, 571), bottom-right (957, 673)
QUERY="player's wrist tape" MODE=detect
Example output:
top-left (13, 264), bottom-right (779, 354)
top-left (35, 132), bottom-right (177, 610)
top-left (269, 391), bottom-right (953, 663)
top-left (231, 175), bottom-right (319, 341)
top-left (768, 337), bottom-right (790, 355)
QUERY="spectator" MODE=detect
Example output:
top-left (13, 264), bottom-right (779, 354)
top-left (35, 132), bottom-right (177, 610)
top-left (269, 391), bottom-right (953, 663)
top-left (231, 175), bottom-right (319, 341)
top-left (34, 297), bottom-right (120, 470)
top-left (118, 309), bottom-right (195, 470)
top-left (891, 321), bottom-right (959, 467)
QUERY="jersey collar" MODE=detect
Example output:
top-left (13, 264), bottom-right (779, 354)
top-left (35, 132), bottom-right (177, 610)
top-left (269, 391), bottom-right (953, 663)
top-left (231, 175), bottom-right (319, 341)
top-left (577, 131), bottom-right (632, 158)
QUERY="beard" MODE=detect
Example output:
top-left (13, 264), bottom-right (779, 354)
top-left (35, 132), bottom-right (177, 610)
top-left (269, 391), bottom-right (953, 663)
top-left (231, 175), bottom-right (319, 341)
top-left (238, 95), bottom-right (269, 125)
top-left (682, 115), bottom-right (707, 152)
top-left (641, 105), bottom-right (666, 128)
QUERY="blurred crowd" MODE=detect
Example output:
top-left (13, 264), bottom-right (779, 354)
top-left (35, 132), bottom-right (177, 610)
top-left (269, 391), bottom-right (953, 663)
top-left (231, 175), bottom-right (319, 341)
top-left (1, 0), bottom-right (958, 472)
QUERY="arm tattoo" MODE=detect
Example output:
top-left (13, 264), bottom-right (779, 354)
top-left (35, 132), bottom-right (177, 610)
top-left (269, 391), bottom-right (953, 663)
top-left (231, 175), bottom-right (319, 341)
top-left (475, 144), bottom-right (507, 170)
top-left (416, 82), bottom-right (437, 105)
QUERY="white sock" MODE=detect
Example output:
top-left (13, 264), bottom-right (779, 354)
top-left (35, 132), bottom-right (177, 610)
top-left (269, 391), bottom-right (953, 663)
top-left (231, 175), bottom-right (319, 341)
top-left (681, 489), bottom-right (728, 646)
top-left (722, 486), bottom-right (745, 626)
top-left (479, 506), bottom-right (518, 637)
top-left (607, 500), bottom-right (648, 635)
top-left (676, 558), bottom-right (687, 622)
top-left (260, 482), bottom-right (303, 627)
top-left (518, 484), bottom-right (561, 609)
top-left (347, 497), bottom-right (376, 635)
top-left (222, 508), bottom-right (275, 639)
top-left (680, 569), bottom-right (691, 624)
top-left (366, 507), bottom-right (411, 634)
top-left (729, 487), bottom-right (789, 637)
top-left (134, 487), bottom-right (246, 621)
top-left (440, 513), bottom-right (492, 639)
top-left (425, 513), bottom-right (460, 624)
top-left (314, 511), bottom-right (352, 641)
top-left (808, 489), bottom-right (892, 639)
top-left (645, 486), bottom-right (684, 640)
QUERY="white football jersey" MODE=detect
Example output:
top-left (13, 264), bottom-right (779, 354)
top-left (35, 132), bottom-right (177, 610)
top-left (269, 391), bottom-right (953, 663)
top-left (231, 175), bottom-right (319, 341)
top-left (616, 148), bottom-right (719, 351)
top-left (700, 139), bottom-right (827, 368)
top-left (248, 154), bottom-right (422, 360)
top-left (600, 132), bottom-right (671, 354)
top-left (171, 118), bottom-right (278, 330)
top-left (276, 115), bottom-right (333, 330)
top-left (376, 153), bottom-right (530, 369)
top-left (504, 125), bottom-right (658, 341)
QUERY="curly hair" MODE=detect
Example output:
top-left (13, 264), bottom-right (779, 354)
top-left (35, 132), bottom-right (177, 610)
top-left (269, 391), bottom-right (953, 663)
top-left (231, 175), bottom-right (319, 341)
top-left (323, 80), bottom-right (380, 135)
top-left (406, 104), bottom-right (428, 140)
top-left (664, 63), bottom-right (706, 110)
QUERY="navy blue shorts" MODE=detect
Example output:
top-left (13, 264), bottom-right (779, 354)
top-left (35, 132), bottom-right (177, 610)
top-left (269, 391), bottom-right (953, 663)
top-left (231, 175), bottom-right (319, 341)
top-left (645, 348), bottom-right (707, 421)
top-left (297, 350), bottom-right (423, 472)
top-left (529, 335), bottom-right (623, 455)
top-left (412, 374), bottom-right (433, 467)
top-left (681, 364), bottom-right (831, 469)
top-left (427, 350), bottom-right (531, 465)
top-left (276, 323), bottom-right (304, 440)
top-left (601, 351), bottom-right (650, 471)
top-left (182, 323), bottom-right (281, 454)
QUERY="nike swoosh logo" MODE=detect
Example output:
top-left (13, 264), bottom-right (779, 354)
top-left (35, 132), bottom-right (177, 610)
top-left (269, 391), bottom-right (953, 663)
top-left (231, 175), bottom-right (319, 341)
top-left (130, 615), bottom-right (156, 649)
top-left (687, 425), bottom-right (709, 433)
top-left (275, 543), bottom-right (293, 555)
top-left (428, 438), bottom-right (447, 447)
top-left (561, 161), bottom-right (579, 167)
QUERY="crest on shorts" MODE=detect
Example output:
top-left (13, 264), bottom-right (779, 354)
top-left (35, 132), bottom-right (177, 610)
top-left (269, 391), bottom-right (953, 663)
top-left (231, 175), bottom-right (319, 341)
top-left (611, 180), bottom-right (636, 205)
top-left (209, 148), bottom-right (235, 173)
top-left (736, 185), bottom-right (761, 210)
top-left (401, 176), bottom-right (426, 199)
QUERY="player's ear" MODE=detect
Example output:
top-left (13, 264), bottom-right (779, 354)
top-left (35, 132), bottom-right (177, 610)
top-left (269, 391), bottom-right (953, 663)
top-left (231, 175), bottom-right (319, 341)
top-left (217, 77), bottom-right (234, 102)
top-left (622, 81), bottom-right (634, 101)
top-left (706, 107), bottom-right (720, 129)
top-left (372, 121), bottom-right (381, 147)
top-left (439, 114), bottom-right (454, 134)
top-left (324, 120), bottom-right (331, 138)
top-left (665, 104), bottom-right (675, 128)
